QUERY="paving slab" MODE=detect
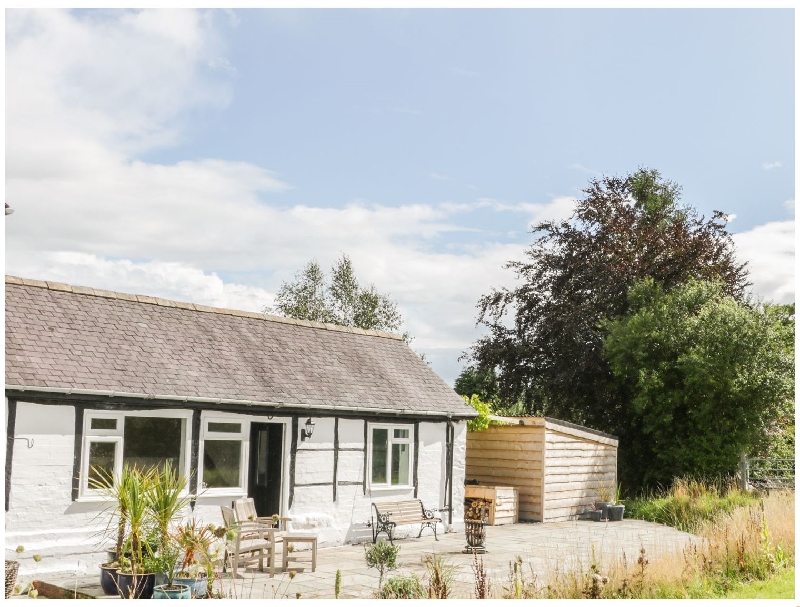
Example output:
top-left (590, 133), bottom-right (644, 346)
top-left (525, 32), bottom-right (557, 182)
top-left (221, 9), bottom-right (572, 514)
top-left (20, 519), bottom-right (696, 599)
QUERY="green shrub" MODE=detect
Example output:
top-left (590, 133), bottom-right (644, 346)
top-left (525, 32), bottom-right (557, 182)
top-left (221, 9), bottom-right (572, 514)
top-left (379, 574), bottom-right (424, 599)
top-left (364, 540), bottom-right (399, 586)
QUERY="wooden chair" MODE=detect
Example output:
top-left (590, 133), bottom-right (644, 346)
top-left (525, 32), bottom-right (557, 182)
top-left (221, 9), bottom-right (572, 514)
top-left (220, 506), bottom-right (280, 578)
top-left (232, 497), bottom-right (292, 531)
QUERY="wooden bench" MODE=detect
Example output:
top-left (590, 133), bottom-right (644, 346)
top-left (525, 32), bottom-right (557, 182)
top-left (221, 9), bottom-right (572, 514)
top-left (370, 499), bottom-right (441, 544)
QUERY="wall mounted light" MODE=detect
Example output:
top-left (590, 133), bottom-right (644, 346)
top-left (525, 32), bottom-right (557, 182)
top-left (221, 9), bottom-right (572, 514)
top-left (301, 418), bottom-right (315, 441)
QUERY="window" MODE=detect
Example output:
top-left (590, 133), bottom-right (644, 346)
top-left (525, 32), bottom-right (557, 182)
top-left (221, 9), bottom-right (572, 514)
top-left (199, 418), bottom-right (247, 492)
top-left (368, 424), bottom-right (413, 488)
top-left (81, 411), bottom-right (190, 497)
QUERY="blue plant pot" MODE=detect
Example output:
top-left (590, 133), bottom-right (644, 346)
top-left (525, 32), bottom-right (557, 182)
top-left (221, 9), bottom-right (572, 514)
top-left (99, 564), bottom-right (118, 595)
top-left (153, 584), bottom-right (191, 599)
top-left (172, 573), bottom-right (208, 598)
top-left (115, 571), bottom-right (155, 599)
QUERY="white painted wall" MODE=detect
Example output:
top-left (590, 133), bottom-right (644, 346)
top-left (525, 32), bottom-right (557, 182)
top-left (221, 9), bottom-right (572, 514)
top-left (5, 403), bottom-right (465, 579)
top-left (5, 402), bottom-right (110, 578)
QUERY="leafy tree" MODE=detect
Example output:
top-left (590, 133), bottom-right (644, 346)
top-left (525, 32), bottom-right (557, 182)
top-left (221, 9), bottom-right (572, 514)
top-left (469, 169), bottom-right (748, 434)
top-left (454, 365), bottom-right (499, 404)
top-left (268, 254), bottom-right (405, 337)
top-left (602, 279), bottom-right (794, 488)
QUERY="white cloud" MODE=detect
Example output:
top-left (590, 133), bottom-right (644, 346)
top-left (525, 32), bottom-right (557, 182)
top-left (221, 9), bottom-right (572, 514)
top-left (733, 221), bottom-right (795, 304)
top-left (785, 199), bottom-right (794, 212)
top-left (11, 8), bottom-right (791, 391)
top-left (5, 10), bottom-right (530, 386)
top-left (762, 161), bottom-right (783, 171)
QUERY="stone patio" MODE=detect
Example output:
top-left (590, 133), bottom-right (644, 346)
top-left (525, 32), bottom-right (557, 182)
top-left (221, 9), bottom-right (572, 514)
top-left (20, 519), bottom-right (697, 599)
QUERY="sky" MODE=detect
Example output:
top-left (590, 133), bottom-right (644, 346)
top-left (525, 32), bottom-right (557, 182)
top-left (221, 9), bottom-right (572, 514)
top-left (4, 8), bottom-right (795, 386)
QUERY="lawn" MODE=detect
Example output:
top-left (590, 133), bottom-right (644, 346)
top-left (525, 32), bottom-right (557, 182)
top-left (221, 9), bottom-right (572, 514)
top-left (724, 567), bottom-right (794, 599)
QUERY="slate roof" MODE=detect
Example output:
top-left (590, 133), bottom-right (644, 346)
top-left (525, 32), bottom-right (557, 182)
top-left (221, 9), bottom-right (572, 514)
top-left (5, 276), bottom-right (475, 418)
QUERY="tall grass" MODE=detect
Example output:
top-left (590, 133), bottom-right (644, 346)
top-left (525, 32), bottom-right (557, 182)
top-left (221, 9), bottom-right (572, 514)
top-left (625, 477), bottom-right (755, 532)
top-left (495, 489), bottom-right (794, 599)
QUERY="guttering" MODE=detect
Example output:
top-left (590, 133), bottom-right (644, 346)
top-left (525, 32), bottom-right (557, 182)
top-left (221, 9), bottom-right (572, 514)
top-left (4, 384), bottom-right (475, 420)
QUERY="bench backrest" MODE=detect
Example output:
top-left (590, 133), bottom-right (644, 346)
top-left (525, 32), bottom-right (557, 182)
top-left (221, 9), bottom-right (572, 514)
top-left (374, 499), bottom-right (426, 524)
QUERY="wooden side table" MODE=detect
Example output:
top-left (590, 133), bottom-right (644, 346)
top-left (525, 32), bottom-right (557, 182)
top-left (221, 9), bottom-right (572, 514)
top-left (282, 533), bottom-right (318, 573)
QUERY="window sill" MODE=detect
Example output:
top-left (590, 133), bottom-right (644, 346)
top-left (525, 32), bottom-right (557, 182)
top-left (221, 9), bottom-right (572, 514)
top-left (197, 488), bottom-right (247, 498)
top-left (368, 485), bottom-right (415, 493)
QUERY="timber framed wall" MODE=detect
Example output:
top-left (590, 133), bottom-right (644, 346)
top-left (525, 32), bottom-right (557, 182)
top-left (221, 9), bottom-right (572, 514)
top-left (465, 417), bottom-right (618, 523)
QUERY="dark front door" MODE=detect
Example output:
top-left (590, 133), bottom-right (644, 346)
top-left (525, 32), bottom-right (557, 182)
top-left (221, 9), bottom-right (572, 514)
top-left (248, 423), bottom-right (284, 517)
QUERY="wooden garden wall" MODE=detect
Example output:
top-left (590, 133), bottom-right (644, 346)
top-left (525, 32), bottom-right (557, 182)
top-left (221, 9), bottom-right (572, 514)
top-left (466, 417), bottom-right (618, 523)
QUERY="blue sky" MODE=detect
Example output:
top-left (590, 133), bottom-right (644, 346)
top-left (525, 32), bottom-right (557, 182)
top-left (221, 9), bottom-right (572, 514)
top-left (5, 8), bottom-right (795, 385)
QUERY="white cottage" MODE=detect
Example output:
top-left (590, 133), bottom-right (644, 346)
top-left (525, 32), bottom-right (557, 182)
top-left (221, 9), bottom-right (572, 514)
top-left (4, 276), bottom-right (474, 577)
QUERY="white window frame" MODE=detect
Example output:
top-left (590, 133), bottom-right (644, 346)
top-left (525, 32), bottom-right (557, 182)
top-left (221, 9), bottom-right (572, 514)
top-left (367, 423), bottom-right (414, 490)
top-left (80, 409), bottom-right (192, 499)
top-left (198, 414), bottom-right (249, 495)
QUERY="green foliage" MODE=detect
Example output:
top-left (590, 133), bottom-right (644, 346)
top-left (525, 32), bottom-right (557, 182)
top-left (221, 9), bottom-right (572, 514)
top-left (334, 569), bottom-right (342, 599)
top-left (378, 574), bottom-right (425, 599)
top-left (364, 540), bottom-right (399, 586)
top-left (454, 365), bottom-right (499, 404)
top-left (625, 477), bottom-right (756, 532)
top-left (463, 394), bottom-right (493, 431)
top-left (269, 254), bottom-right (406, 337)
top-left (603, 279), bottom-right (794, 488)
top-left (468, 169), bottom-right (749, 490)
top-left (146, 460), bottom-right (190, 554)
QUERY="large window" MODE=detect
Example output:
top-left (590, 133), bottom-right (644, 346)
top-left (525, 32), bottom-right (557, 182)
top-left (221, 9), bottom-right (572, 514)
top-left (199, 418), bottom-right (247, 493)
top-left (369, 424), bottom-right (413, 488)
top-left (81, 411), bottom-right (190, 497)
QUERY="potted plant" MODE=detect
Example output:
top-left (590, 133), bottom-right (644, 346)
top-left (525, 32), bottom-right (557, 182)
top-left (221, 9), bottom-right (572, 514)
top-left (152, 537), bottom-right (190, 600)
top-left (608, 484), bottom-right (625, 521)
top-left (173, 518), bottom-right (219, 598)
top-left (593, 478), bottom-right (614, 520)
top-left (114, 466), bottom-right (157, 599)
top-left (94, 465), bottom-right (136, 595)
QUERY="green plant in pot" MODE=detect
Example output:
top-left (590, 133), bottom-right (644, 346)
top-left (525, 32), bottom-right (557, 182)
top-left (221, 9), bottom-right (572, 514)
top-left (114, 466), bottom-right (157, 599)
top-left (607, 484), bottom-right (625, 522)
top-left (151, 536), bottom-right (190, 599)
top-left (173, 518), bottom-right (219, 598)
top-left (593, 478), bottom-right (614, 520)
top-left (93, 465), bottom-right (137, 595)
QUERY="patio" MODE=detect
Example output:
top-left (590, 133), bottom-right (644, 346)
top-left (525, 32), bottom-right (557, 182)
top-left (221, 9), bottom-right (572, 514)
top-left (23, 519), bottom-right (697, 599)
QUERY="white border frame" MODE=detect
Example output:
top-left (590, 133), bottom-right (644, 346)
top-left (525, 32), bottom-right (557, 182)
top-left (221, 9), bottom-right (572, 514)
top-left (198, 415), bottom-right (249, 495)
top-left (367, 422), bottom-right (414, 491)
top-left (79, 409), bottom-right (193, 499)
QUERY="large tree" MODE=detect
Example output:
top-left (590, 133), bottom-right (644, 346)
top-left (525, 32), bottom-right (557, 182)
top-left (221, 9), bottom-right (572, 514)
top-left (469, 169), bottom-right (749, 437)
top-left (603, 279), bottom-right (794, 488)
top-left (268, 254), bottom-right (406, 336)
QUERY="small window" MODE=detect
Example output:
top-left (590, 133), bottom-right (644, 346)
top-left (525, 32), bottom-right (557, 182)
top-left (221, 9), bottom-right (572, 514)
top-left (207, 422), bottom-right (241, 434)
top-left (203, 440), bottom-right (242, 488)
top-left (369, 424), bottom-right (413, 488)
top-left (91, 418), bottom-right (117, 430)
top-left (87, 440), bottom-right (118, 489)
top-left (200, 417), bottom-right (247, 492)
top-left (123, 417), bottom-right (184, 473)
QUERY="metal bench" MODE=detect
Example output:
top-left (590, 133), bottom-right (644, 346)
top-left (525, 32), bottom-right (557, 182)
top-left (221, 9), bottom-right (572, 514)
top-left (369, 499), bottom-right (441, 544)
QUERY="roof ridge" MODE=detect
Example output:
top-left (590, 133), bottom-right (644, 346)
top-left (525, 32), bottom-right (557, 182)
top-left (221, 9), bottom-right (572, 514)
top-left (4, 275), bottom-right (404, 341)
